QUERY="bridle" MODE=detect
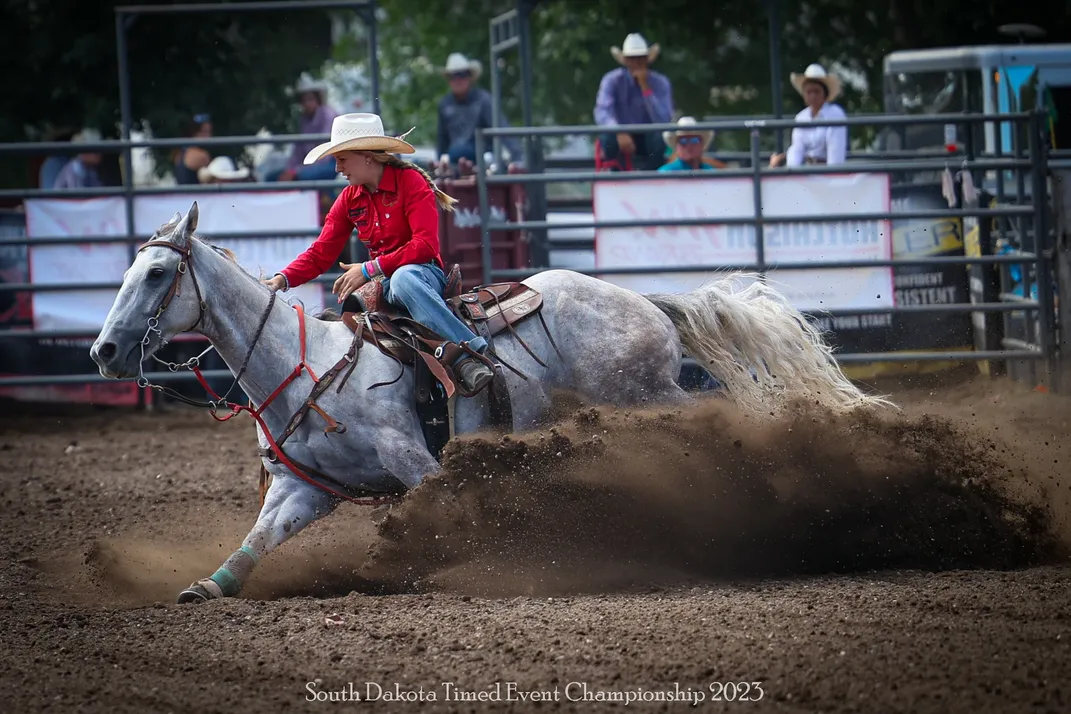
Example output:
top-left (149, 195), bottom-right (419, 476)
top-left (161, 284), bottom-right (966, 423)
top-left (130, 236), bottom-right (397, 507)
top-left (133, 237), bottom-right (275, 410)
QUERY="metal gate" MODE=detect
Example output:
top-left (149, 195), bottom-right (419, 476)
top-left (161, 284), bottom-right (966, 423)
top-left (474, 110), bottom-right (1062, 390)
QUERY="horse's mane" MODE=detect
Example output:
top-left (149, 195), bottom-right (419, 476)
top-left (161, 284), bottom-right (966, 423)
top-left (152, 220), bottom-right (240, 268)
top-left (153, 218), bottom-right (341, 321)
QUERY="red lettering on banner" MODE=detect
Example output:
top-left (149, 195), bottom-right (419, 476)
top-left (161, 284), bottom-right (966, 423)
top-left (616, 200), bottom-right (724, 248)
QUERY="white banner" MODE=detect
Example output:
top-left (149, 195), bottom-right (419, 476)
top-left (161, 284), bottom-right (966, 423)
top-left (25, 191), bottom-right (328, 331)
top-left (593, 174), bottom-right (894, 311)
top-left (134, 192), bottom-right (326, 320)
top-left (25, 197), bottom-right (130, 332)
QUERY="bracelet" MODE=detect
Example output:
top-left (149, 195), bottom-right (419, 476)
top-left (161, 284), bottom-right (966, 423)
top-left (361, 263), bottom-right (371, 280)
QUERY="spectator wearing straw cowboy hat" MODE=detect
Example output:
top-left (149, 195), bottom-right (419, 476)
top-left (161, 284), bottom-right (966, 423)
top-left (263, 113), bottom-right (496, 394)
top-left (270, 74), bottom-right (340, 182)
top-left (658, 117), bottom-right (720, 172)
top-left (769, 64), bottom-right (848, 168)
top-left (594, 33), bottom-right (675, 171)
top-left (435, 52), bottom-right (522, 173)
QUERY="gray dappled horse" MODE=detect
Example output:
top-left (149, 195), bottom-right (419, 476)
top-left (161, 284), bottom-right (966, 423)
top-left (90, 202), bottom-right (888, 603)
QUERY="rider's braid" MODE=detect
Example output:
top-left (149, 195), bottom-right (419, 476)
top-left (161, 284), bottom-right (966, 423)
top-left (371, 153), bottom-right (459, 212)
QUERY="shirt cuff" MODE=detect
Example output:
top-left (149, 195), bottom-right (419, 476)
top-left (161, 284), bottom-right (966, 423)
top-left (274, 272), bottom-right (290, 291)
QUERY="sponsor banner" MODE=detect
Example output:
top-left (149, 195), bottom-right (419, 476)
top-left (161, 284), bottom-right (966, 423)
top-left (594, 173), bottom-right (894, 312)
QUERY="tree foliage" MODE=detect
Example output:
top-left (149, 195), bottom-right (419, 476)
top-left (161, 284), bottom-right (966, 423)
top-left (364, 0), bottom-right (1071, 152)
top-left (2, 0), bottom-right (334, 142)
top-left (5, 0), bottom-right (1071, 161)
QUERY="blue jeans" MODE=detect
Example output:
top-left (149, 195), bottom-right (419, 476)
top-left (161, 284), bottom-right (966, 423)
top-left (295, 161), bottom-right (339, 180)
top-left (448, 137), bottom-right (477, 163)
top-left (383, 263), bottom-right (487, 360)
top-left (265, 160), bottom-right (338, 181)
top-left (599, 131), bottom-right (667, 171)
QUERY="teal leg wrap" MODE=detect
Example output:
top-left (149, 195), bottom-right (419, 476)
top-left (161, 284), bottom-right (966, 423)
top-left (208, 547), bottom-right (259, 597)
top-left (209, 567), bottom-right (241, 597)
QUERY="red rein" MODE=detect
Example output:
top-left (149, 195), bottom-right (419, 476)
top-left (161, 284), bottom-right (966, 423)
top-left (192, 303), bottom-right (395, 506)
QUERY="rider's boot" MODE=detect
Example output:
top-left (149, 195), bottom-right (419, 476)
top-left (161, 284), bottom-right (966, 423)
top-left (437, 342), bottom-right (495, 395)
top-left (456, 355), bottom-right (494, 393)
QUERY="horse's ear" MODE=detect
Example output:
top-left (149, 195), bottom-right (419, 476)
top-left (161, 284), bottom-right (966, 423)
top-left (173, 201), bottom-right (199, 247)
top-left (185, 201), bottom-right (199, 235)
top-left (168, 211), bottom-right (181, 226)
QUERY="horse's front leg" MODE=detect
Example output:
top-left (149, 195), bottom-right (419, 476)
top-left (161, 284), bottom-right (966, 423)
top-left (177, 472), bottom-right (336, 604)
top-left (375, 427), bottom-right (442, 490)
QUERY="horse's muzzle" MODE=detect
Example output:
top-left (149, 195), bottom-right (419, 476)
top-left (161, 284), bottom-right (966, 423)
top-left (90, 333), bottom-right (142, 379)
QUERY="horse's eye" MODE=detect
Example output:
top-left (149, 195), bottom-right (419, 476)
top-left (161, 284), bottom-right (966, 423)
top-left (148, 267), bottom-right (165, 279)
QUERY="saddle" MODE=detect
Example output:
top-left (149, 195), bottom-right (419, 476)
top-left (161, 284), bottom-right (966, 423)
top-left (338, 263), bottom-right (556, 459)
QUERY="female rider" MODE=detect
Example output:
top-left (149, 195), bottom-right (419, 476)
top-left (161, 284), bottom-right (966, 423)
top-left (262, 113), bottom-right (494, 394)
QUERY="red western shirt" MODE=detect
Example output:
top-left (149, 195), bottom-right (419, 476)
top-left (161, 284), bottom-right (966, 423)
top-left (280, 164), bottom-right (444, 288)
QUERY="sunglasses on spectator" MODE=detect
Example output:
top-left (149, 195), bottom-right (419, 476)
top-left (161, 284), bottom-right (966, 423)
top-left (448, 71), bottom-right (472, 80)
top-left (677, 136), bottom-right (703, 145)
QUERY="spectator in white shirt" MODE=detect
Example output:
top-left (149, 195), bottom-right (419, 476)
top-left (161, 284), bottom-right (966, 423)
top-left (769, 64), bottom-right (847, 168)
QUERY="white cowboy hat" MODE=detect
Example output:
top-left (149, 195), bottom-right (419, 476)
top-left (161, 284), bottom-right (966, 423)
top-left (441, 52), bottom-right (483, 80)
top-left (662, 116), bottom-right (714, 150)
top-left (197, 156), bottom-right (250, 183)
top-left (790, 63), bottom-right (842, 102)
top-left (611, 33), bottom-right (660, 64)
top-left (303, 113), bottom-right (416, 165)
top-left (293, 73), bottom-right (329, 104)
top-left (72, 128), bottom-right (102, 144)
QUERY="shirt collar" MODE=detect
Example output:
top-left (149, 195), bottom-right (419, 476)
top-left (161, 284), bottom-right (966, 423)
top-left (356, 162), bottom-right (400, 197)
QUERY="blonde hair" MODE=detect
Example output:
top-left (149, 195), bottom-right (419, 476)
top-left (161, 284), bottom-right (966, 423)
top-left (370, 152), bottom-right (459, 212)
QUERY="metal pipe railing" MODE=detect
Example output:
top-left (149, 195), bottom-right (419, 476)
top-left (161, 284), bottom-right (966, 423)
top-left (471, 109), bottom-right (1057, 382)
top-left (1, 109), bottom-right (1058, 390)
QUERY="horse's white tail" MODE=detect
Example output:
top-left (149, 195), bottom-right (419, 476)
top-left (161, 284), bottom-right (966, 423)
top-left (645, 274), bottom-right (894, 415)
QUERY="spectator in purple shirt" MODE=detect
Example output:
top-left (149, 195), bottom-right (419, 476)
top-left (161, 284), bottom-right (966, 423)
top-left (594, 33), bottom-right (674, 171)
top-left (270, 76), bottom-right (339, 182)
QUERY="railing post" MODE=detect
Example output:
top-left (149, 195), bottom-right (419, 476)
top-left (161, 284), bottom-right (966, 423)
top-left (766, 0), bottom-right (784, 154)
top-left (115, 8), bottom-right (145, 408)
top-left (361, 2), bottom-right (381, 115)
top-left (1029, 110), bottom-right (1058, 390)
top-left (475, 129), bottom-right (493, 287)
top-left (750, 126), bottom-right (767, 279)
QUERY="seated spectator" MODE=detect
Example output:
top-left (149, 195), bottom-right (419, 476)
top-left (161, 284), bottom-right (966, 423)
top-left (435, 52), bottom-right (522, 176)
top-left (197, 156), bottom-right (251, 184)
top-left (269, 75), bottom-right (339, 182)
top-left (173, 113), bottom-right (213, 185)
top-left (659, 117), bottom-right (718, 171)
top-left (769, 64), bottom-right (848, 168)
top-left (52, 129), bottom-right (103, 190)
top-left (38, 126), bottom-right (78, 189)
top-left (594, 33), bottom-right (674, 171)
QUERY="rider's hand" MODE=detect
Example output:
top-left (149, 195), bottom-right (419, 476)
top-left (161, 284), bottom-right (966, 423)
top-left (262, 275), bottom-right (287, 292)
top-left (333, 262), bottom-right (369, 303)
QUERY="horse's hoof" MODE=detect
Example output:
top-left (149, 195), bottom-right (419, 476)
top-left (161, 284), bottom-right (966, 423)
top-left (176, 583), bottom-right (213, 604)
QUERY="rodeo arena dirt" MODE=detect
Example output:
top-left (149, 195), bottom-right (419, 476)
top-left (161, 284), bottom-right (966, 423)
top-left (0, 366), bottom-right (1068, 713)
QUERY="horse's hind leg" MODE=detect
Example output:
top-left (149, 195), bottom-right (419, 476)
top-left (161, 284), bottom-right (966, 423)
top-left (177, 474), bottom-right (336, 604)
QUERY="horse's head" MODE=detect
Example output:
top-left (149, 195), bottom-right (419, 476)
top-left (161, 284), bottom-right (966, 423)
top-left (91, 202), bottom-right (207, 379)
